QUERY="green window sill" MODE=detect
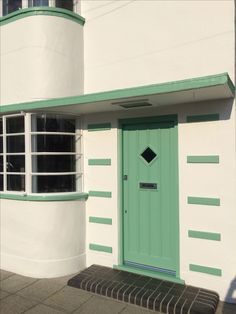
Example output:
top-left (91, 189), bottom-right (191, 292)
top-left (0, 192), bottom-right (88, 201)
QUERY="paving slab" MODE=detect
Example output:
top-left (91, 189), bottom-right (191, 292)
top-left (73, 295), bottom-right (126, 314)
top-left (215, 301), bottom-right (236, 314)
top-left (17, 277), bottom-right (69, 302)
top-left (0, 294), bottom-right (38, 314)
top-left (43, 285), bottom-right (93, 312)
top-left (24, 304), bottom-right (66, 314)
top-left (0, 289), bottom-right (10, 300)
top-left (0, 269), bottom-right (14, 281)
top-left (0, 274), bottom-right (38, 293)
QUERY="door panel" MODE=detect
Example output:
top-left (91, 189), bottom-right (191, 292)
top-left (122, 119), bottom-right (178, 273)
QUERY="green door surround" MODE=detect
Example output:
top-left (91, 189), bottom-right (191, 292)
top-left (116, 115), bottom-right (182, 284)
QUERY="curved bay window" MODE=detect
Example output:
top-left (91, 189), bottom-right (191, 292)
top-left (0, 113), bottom-right (82, 194)
top-left (31, 114), bottom-right (81, 193)
top-left (2, 0), bottom-right (76, 16)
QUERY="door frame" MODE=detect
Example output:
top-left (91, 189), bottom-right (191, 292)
top-left (117, 114), bottom-right (181, 282)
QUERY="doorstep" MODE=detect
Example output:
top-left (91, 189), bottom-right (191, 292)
top-left (68, 265), bottom-right (219, 314)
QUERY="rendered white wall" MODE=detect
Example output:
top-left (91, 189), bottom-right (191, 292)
top-left (0, 15), bottom-right (84, 105)
top-left (82, 97), bottom-right (236, 302)
top-left (82, 0), bottom-right (235, 93)
top-left (0, 199), bottom-right (86, 278)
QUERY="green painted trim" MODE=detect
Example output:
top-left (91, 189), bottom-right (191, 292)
top-left (0, 192), bottom-right (88, 201)
top-left (188, 196), bottom-right (220, 206)
top-left (186, 114), bottom-right (219, 123)
top-left (188, 230), bottom-right (221, 241)
top-left (113, 265), bottom-right (185, 284)
top-left (87, 123), bottom-right (111, 132)
top-left (189, 264), bottom-right (222, 276)
top-left (0, 7), bottom-right (85, 26)
top-left (89, 217), bottom-right (112, 225)
top-left (1, 73), bottom-right (234, 114)
top-left (187, 155), bottom-right (219, 163)
top-left (89, 243), bottom-right (112, 253)
top-left (88, 159), bottom-right (111, 166)
top-left (89, 191), bottom-right (112, 198)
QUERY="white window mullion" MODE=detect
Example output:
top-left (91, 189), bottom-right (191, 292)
top-left (3, 117), bottom-right (7, 192)
top-left (49, 0), bottom-right (55, 7)
top-left (76, 118), bottom-right (82, 192)
top-left (25, 113), bottom-right (31, 194)
top-left (22, 0), bottom-right (28, 9)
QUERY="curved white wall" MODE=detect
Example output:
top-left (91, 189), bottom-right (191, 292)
top-left (0, 15), bottom-right (84, 105)
top-left (0, 199), bottom-right (86, 278)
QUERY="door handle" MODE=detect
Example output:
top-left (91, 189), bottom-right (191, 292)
top-left (123, 175), bottom-right (128, 180)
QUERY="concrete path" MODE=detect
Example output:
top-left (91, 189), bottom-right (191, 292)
top-left (0, 269), bottom-right (235, 314)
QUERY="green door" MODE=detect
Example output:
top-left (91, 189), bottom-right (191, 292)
top-left (122, 116), bottom-right (179, 276)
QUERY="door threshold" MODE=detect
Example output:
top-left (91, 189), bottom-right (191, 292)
top-left (113, 264), bottom-right (185, 284)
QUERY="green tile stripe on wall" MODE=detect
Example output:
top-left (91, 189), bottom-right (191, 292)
top-left (188, 196), bottom-right (220, 206)
top-left (88, 159), bottom-right (111, 166)
top-left (89, 191), bottom-right (112, 198)
top-left (187, 114), bottom-right (219, 123)
top-left (89, 217), bottom-right (112, 225)
top-left (189, 264), bottom-right (222, 276)
top-left (89, 243), bottom-right (112, 253)
top-left (188, 230), bottom-right (221, 241)
top-left (88, 123), bottom-right (111, 131)
top-left (187, 156), bottom-right (219, 163)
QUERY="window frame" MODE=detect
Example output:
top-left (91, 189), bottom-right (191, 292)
top-left (1, 0), bottom-right (80, 16)
top-left (0, 112), bottom-right (83, 195)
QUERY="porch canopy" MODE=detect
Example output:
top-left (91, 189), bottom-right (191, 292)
top-left (1, 73), bottom-right (235, 115)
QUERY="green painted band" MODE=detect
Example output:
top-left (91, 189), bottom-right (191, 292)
top-left (187, 155), bottom-right (219, 163)
top-left (189, 264), bottom-right (222, 276)
top-left (89, 243), bottom-right (112, 253)
top-left (89, 191), bottom-right (112, 198)
top-left (186, 114), bottom-right (219, 123)
top-left (88, 159), bottom-right (111, 166)
top-left (0, 192), bottom-right (88, 201)
top-left (188, 196), bottom-right (220, 206)
top-left (89, 217), bottom-right (112, 225)
top-left (87, 123), bottom-right (111, 131)
top-left (1, 73), bottom-right (234, 114)
top-left (0, 7), bottom-right (85, 26)
top-left (188, 230), bottom-right (221, 241)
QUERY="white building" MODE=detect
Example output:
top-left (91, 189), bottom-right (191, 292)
top-left (0, 0), bottom-right (235, 304)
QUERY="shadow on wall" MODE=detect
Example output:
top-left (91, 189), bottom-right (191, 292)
top-left (222, 277), bottom-right (236, 313)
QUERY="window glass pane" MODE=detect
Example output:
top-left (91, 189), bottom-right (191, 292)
top-left (32, 114), bottom-right (75, 133)
top-left (55, 0), bottom-right (73, 11)
top-left (32, 175), bottom-right (76, 193)
top-left (7, 155), bottom-right (25, 172)
top-left (6, 116), bottom-right (24, 133)
top-left (3, 0), bottom-right (22, 15)
top-left (0, 156), bottom-right (3, 172)
top-left (0, 137), bottom-right (3, 154)
top-left (32, 135), bottom-right (75, 152)
top-left (0, 119), bottom-right (3, 134)
top-left (7, 175), bottom-right (25, 191)
top-left (28, 0), bottom-right (49, 6)
top-left (32, 155), bottom-right (76, 173)
top-left (7, 135), bottom-right (25, 153)
top-left (0, 175), bottom-right (3, 191)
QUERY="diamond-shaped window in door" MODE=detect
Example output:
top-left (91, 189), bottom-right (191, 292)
top-left (141, 147), bottom-right (157, 164)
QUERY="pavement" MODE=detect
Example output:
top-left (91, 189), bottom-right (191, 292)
top-left (0, 269), bottom-right (236, 314)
